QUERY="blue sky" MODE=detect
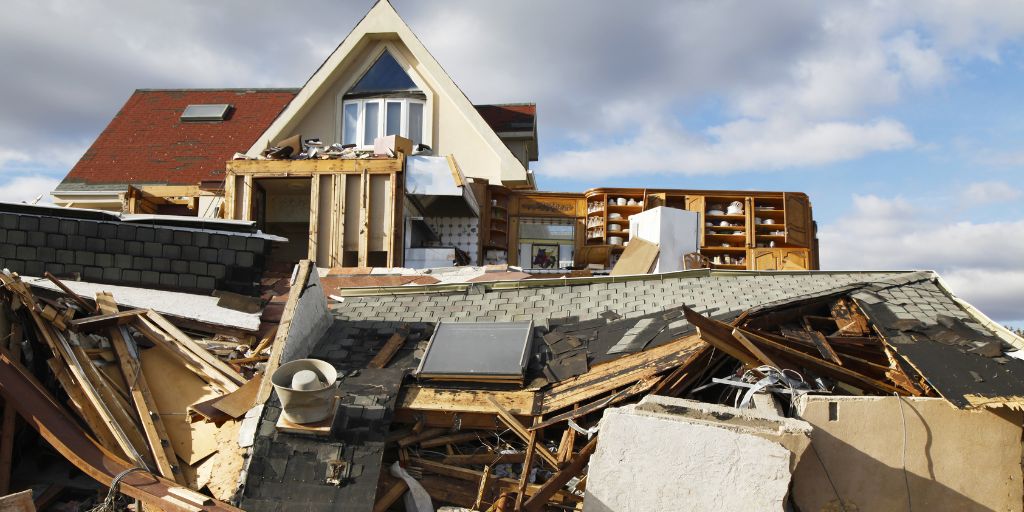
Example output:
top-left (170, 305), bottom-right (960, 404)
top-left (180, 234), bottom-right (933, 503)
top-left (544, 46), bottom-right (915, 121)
top-left (0, 0), bottom-right (1021, 325)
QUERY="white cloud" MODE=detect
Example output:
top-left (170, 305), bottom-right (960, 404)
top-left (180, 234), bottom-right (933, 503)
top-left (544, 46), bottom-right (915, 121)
top-left (0, 176), bottom-right (59, 204)
top-left (540, 116), bottom-right (913, 178)
top-left (819, 194), bottom-right (1024, 322)
top-left (963, 181), bottom-right (1022, 204)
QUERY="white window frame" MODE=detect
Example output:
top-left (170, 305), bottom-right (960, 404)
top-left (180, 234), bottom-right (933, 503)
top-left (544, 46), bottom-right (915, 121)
top-left (341, 97), bottom-right (425, 149)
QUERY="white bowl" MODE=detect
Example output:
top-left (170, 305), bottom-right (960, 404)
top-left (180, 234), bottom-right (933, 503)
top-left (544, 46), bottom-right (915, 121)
top-left (609, 213), bottom-right (622, 220)
top-left (609, 236), bottom-right (624, 245)
top-left (764, 219), bottom-right (774, 225)
top-left (608, 223), bottom-right (622, 231)
top-left (707, 209), bottom-right (725, 216)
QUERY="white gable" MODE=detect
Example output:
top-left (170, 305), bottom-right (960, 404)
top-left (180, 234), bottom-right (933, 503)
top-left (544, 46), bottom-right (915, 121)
top-left (247, 1), bottom-right (532, 188)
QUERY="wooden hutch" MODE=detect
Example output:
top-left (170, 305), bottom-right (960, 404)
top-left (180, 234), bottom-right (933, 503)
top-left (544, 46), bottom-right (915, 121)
top-left (480, 186), bottom-right (818, 271)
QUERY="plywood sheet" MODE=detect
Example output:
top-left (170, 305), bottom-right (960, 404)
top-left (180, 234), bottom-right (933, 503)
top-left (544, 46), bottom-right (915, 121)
top-left (610, 238), bottom-right (659, 276)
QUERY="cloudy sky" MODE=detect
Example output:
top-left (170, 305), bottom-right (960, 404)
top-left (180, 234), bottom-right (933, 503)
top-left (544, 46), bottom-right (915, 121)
top-left (0, 0), bottom-right (1022, 325)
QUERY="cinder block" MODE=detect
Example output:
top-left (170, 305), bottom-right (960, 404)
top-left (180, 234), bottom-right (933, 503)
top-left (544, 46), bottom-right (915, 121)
top-left (155, 229), bottom-right (174, 244)
top-left (59, 220), bottom-right (77, 236)
top-left (207, 263), bottom-right (227, 279)
top-left (78, 221), bottom-right (98, 237)
top-left (181, 246), bottom-right (200, 260)
top-left (192, 232), bottom-right (210, 246)
top-left (210, 234), bottom-right (229, 249)
top-left (217, 249), bottom-right (236, 266)
top-left (102, 267), bottom-right (121, 281)
top-left (196, 276), bottom-right (216, 290)
top-left (120, 270), bottom-right (140, 283)
top-left (136, 227), bottom-right (155, 243)
top-left (188, 261), bottom-right (207, 275)
top-left (64, 264), bottom-right (83, 275)
top-left (18, 215), bottom-right (39, 231)
top-left (46, 233), bottom-right (67, 249)
top-left (39, 217), bottom-right (60, 233)
top-left (75, 251), bottom-right (95, 266)
top-left (0, 245), bottom-right (13, 259)
top-left (178, 274), bottom-right (197, 289)
top-left (95, 253), bottom-right (114, 267)
top-left (7, 230), bottom-right (26, 245)
top-left (67, 235), bottom-right (87, 251)
top-left (83, 266), bottom-right (103, 281)
top-left (0, 229), bottom-right (5, 243)
top-left (27, 231), bottom-right (45, 247)
top-left (106, 239), bottom-right (124, 253)
top-left (97, 223), bottom-right (117, 239)
top-left (236, 251), bottom-right (255, 267)
top-left (16, 246), bottom-right (36, 260)
top-left (170, 259), bottom-right (189, 273)
top-left (245, 237), bottom-right (265, 253)
top-left (152, 257), bottom-right (170, 272)
top-left (132, 256), bottom-right (152, 270)
top-left (37, 247), bottom-right (55, 261)
top-left (86, 238), bottom-right (105, 252)
top-left (173, 230), bottom-right (192, 245)
top-left (4, 260), bottom-right (24, 274)
top-left (25, 261), bottom-right (44, 276)
top-left (162, 245), bottom-right (181, 259)
top-left (44, 263), bottom-right (64, 275)
top-left (116, 224), bottom-right (136, 240)
top-left (143, 242), bottom-right (162, 257)
top-left (56, 250), bottom-right (74, 264)
top-left (114, 254), bottom-right (133, 268)
top-left (141, 271), bottom-right (160, 285)
top-left (200, 247), bottom-right (219, 263)
top-left (227, 236), bottom-right (247, 251)
top-left (159, 273), bottom-right (178, 287)
top-left (124, 241), bottom-right (143, 256)
top-left (0, 214), bottom-right (18, 229)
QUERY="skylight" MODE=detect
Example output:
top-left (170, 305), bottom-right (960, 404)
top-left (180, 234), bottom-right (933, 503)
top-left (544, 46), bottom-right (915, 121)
top-left (181, 104), bottom-right (231, 122)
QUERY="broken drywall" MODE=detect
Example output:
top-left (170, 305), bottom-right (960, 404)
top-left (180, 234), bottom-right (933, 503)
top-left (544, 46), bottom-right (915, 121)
top-left (792, 395), bottom-right (1024, 512)
top-left (279, 266), bottom-right (331, 364)
top-left (585, 396), bottom-right (811, 512)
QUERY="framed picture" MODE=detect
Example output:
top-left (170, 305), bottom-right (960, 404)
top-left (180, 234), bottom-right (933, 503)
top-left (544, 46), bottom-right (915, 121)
top-left (530, 244), bottom-right (559, 269)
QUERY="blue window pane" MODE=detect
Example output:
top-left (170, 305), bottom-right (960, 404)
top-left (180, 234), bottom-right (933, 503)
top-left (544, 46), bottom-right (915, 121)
top-left (349, 50), bottom-right (418, 94)
top-left (408, 102), bottom-right (423, 145)
top-left (363, 102), bottom-right (380, 146)
top-left (386, 101), bottom-right (402, 136)
top-left (343, 103), bottom-right (359, 145)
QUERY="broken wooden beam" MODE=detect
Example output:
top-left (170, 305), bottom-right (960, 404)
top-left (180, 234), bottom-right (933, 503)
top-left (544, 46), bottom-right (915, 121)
top-left (367, 327), bottom-right (409, 369)
top-left (523, 436), bottom-right (598, 512)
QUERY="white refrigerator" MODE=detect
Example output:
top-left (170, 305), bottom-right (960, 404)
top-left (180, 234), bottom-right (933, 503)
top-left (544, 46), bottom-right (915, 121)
top-left (628, 206), bottom-right (700, 273)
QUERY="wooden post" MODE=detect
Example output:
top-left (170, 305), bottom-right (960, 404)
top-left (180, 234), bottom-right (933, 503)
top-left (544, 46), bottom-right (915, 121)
top-left (0, 331), bottom-right (21, 494)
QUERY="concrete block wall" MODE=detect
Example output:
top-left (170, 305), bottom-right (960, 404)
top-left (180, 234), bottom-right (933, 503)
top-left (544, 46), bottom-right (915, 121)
top-left (0, 210), bottom-right (272, 295)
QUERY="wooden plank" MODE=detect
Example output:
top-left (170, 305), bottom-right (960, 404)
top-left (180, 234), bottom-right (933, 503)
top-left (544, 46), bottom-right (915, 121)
top-left (732, 328), bottom-right (785, 370)
top-left (609, 237), bottom-right (659, 276)
top-left (397, 427), bottom-right (448, 448)
top-left (486, 397), bottom-right (560, 470)
top-left (806, 330), bottom-right (844, 365)
top-left (144, 311), bottom-right (244, 389)
top-left (226, 157), bottom-right (403, 176)
top-left (0, 339), bottom-right (20, 494)
top-left (442, 453), bottom-right (526, 466)
top-left (308, 174), bottom-right (320, 261)
top-left (358, 169), bottom-right (369, 267)
top-left (132, 316), bottom-right (238, 394)
top-left (333, 174), bottom-right (345, 267)
top-left (211, 375), bottom-right (263, 418)
top-left (42, 272), bottom-right (96, 314)
top-left (372, 478), bottom-right (408, 512)
top-left (397, 385), bottom-right (537, 415)
top-left (522, 436), bottom-right (598, 512)
top-left (683, 306), bottom-right (763, 372)
top-left (419, 431), bottom-right (489, 449)
top-left (68, 309), bottom-right (146, 332)
top-left (46, 358), bottom-right (122, 456)
top-left (0, 490), bottom-right (35, 512)
top-left (409, 458), bottom-right (579, 504)
top-left (366, 328), bottom-right (409, 369)
top-left (514, 419), bottom-right (538, 511)
top-left (830, 297), bottom-right (871, 336)
top-left (97, 293), bottom-right (182, 484)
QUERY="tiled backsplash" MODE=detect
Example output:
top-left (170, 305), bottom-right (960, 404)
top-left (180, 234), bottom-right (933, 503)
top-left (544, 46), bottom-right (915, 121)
top-left (424, 216), bottom-right (479, 265)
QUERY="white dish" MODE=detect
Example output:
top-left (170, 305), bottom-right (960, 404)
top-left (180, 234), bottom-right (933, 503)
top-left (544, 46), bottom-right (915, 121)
top-left (616, 198), bottom-right (628, 205)
top-left (609, 236), bottom-right (624, 245)
top-left (763, 219), bottom-right (774, 225)
top-left (609, 213), bottom-right (622, 220)
top-left (608, 223), bottom-right (622, 231)
top-left (707, 209), bottom-right (725, 216)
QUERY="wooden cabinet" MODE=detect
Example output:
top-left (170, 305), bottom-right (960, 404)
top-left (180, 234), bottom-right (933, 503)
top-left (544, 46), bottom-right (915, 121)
top-left (783, 192), bottom-right (811, 247)
top-left (749, 248), bottom-right (810, 270)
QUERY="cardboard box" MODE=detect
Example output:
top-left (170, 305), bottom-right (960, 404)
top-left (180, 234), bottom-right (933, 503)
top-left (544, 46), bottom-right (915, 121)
top-left (374, 135), bottom-right (413, 157)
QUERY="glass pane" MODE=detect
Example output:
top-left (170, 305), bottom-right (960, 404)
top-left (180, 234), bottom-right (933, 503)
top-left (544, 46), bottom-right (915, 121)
top-left (342, 103), bottom-right (359, 145)
top-left (519, 220), bottom-right (575, 240)
top-left (385, 101), bottom-right (402, 137)
top-left (363, 101), bottom-right (380, 146)
top-left (349, 50), bottom-right (419, 94)
top-left (408, 102), bottom-right (423, 145)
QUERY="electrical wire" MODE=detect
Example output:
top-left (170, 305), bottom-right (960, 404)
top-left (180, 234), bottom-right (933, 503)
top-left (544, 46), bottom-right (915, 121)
top-left (895, 392), bottom-right (913, 512)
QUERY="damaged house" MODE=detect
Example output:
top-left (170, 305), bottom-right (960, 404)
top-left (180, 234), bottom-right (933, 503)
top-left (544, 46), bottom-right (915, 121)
top-left (0, 1), bottom-right (1019, 512)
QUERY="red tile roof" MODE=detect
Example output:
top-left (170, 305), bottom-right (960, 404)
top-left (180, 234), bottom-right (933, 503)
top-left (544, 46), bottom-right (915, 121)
top-left (60, 91), bottom-right (534, 190)
top-left (60, 89), bottom-right (298, 189)
top-left (474, 104), bottom-right (536, 134)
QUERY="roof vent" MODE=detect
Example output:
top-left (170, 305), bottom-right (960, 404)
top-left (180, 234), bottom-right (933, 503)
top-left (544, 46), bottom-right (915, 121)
top-left (181, 104), bottom-right (231, 122)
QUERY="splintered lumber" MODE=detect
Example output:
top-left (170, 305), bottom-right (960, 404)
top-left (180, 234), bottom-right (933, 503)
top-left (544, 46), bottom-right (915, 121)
top-left (539, 332), bottom-right (708, 413)
top-left (419, 431), bottom-right (488, 449)
top-left (806, 330), bottom-right (843, 365)
top-left (831, 297), bottom-right (870, 336)
top-left (410, 459), bottom-right (579, 506)
top-left (143, 311), bottom-right (244, 387)
top-left (97, 293), bottom-right (182, 484)
top-left (367, 327), bottom-right (409, 369)
top-left (42, 272), bottom-right (96, 314)
top-left (0, 490), bottom-right (35, 512)
top-left (133, 315), bottom-right (240, 394)
top-left (211, 375), bottom-right (263, 418)
top-left (441, 453), bottom-right (525, 466)
top-left (398, 385), bottom-right (537, 416)
top-left (474, 464), bottom-right (494, 511)
top-left (372, 477), bottom-right (408, 512)
top-left (0, 348), bottom-right (242, 512)
top-left (486, 397), bottom-right (561, 470)
top-left (46, 359), bottom-right (122, 455)
top-left (683, 306), bottom-right (762, 372)
top-left (523, 436), bottom-right (598, 512)
top-left (397, 427), bottom-right (448, 448)
top-left (68, 309), bottom-right (146, 332)
top-left (0, 334), bottom-right (20, 494)
top-left (514, 419), bottom-right (539, 511)
top-left (250, 326), bottom-right (278, 356)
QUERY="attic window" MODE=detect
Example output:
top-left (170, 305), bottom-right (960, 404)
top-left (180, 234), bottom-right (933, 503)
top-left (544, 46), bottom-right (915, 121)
top-left (346, 50), bottom-right (420, 97)
top-left (181, 104), bottom-right (231, 122)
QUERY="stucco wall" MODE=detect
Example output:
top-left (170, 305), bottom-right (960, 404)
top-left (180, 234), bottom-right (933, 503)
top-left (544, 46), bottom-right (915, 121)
top-left (793, 395), bottom-right (1024, 512)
